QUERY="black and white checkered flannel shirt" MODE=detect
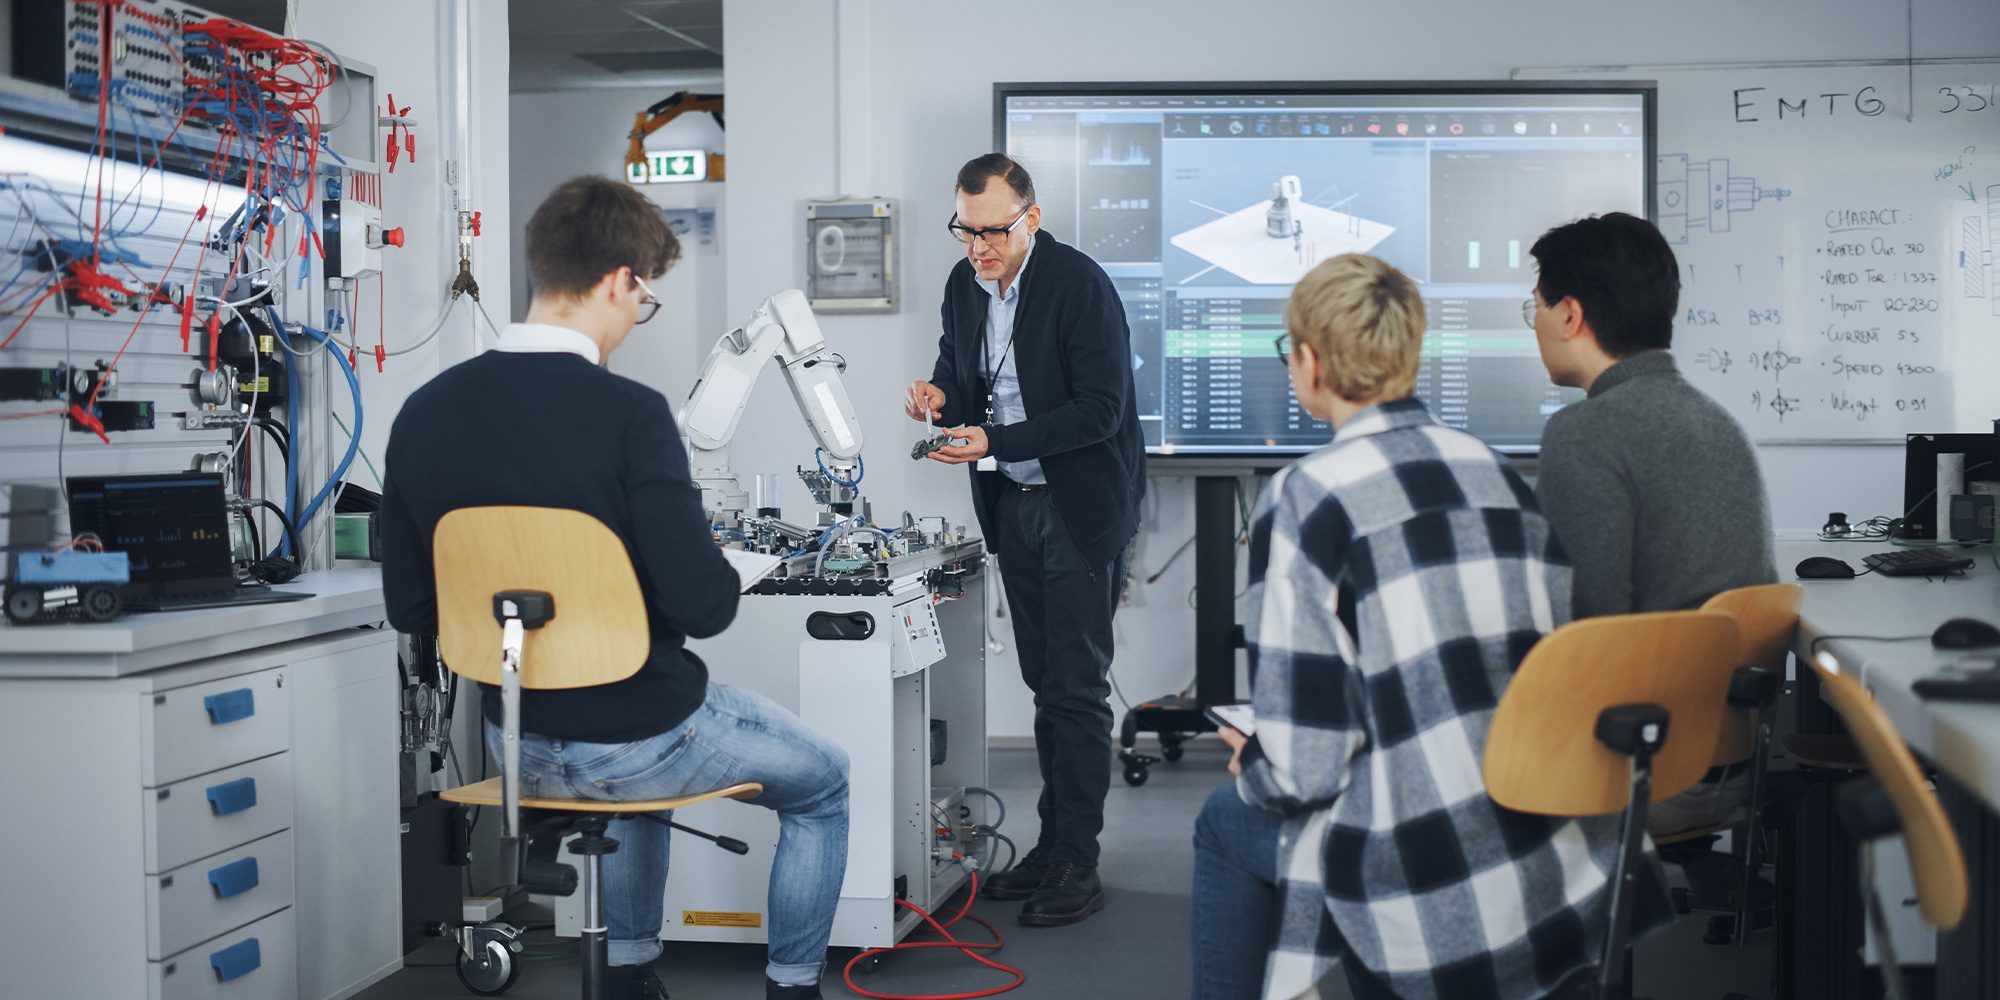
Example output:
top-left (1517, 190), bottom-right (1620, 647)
top-left (1235, 397), bottom-right (1671, 1000)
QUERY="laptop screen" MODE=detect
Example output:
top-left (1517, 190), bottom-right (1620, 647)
top-left (66, 473), bottom-right (236, 594)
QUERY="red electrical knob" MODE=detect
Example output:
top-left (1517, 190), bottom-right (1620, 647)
top-left (383, 226), bottom-right (406, 248)
top-left (469, 211), bottom-right (482, 237)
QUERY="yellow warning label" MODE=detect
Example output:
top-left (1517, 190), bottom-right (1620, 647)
top-left (238, 377), bottom-right (271, 393)
top-left (682, 910), bottom-right (762, 929)
top-left (258, 335), bottom-right (275, 354)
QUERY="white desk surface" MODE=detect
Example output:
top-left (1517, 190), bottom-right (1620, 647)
top-left (1781, 538), bottom-right (2000, 813)
top-left (0, 567), bottom-right (386, 679)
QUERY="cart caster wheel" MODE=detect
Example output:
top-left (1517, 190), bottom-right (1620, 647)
top-left (1124, 765), bottom-right (1149, 786)
top-left (1160, 740), bottom-right (1185, 763)
top-left (855, 950), bottom-right (891, 974)
top-left (455, 930), bottom-right (521, 995)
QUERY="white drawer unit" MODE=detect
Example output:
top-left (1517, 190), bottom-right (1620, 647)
top-left (151, 907), bottom-right (298, 1000)
top-left (144, 754), bottom-right (295, 874)
top-left (148, 830), bottom-right (297, 960)
top-left (0, 627), bottom-right (401, 1000)
top-left (144, 669), bottom-right (293, 787)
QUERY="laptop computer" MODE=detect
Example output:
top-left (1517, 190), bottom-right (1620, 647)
top-left (65, 472), bottom-right (312, 613)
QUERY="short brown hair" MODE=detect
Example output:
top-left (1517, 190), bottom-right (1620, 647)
top-left (526, 176), bottom-right (680, 301)
top-left (1284, 254), bottom-right (1426, 402)
top-left (955, 153), bottom-right (1035, 207)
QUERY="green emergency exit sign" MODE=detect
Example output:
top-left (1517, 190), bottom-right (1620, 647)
top-left (628, 150), bottom-right (708, 184)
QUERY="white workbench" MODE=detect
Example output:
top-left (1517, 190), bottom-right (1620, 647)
top-left (1781, 539), bottom-right (2000, 812)
top-left (0, 570), bottom-right (403, 1000)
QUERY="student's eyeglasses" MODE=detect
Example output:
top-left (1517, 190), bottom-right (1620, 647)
top-left (947, 206), bottom-right (1032, 247)
top-left (633, 274), bottom-right (663, 324)
top-left (1273, 333), bottom-right (1293, 360)
top-left (1521, 297), bottom-right (1539, 329)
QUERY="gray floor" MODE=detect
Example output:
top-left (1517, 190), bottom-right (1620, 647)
top-left (358, 744), bottom-right (1777, 999)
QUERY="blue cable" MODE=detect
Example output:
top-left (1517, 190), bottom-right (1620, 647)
top-left (816, 447), bottom-right (864, 490)
top-left (265, 308), bottom-right (361, 553)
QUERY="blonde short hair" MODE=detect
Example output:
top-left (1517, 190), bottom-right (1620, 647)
top-left (1284, 254), bottom-right (1425, 402)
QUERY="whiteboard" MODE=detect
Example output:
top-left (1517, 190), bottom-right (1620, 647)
top-left (1523, 61), bottom-right (2000, 442)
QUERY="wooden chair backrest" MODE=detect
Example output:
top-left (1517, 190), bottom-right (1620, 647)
top-left (1809, 655), bottom-right (1968, 930)
top-left (1484, 611), bottom-right (1739, 816)
top-left (433, 506), bottom-right (649, 689)
top-left (1700, 583), bottom-right (1803, 765)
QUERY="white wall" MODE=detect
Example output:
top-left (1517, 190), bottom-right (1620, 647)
top-left (507, 87), bottom-right (726, 401)
top-left (295, 0), bottom-right (510, 489)
top-left (723, 0), bottom-right (2000, 738)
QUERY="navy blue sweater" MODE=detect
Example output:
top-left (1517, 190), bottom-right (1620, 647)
top-left (930, 232), bottom-right (1146, 566)
top-left (380, 350), bottom-right (738, 742)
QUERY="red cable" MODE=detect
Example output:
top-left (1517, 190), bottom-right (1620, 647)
top-left (840, 869), bottom-right (1027, 1000)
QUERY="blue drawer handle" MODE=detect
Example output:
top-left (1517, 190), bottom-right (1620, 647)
top-left (209, 937), bottom-right (261, 982)
top-left (202, 688), bottom-right (255, 725)
top-left (205, 777), bottom-right (258, 816)
top-left (206, 857), bottom-right (259, 899)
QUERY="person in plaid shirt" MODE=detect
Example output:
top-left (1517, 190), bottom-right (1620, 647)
top-left (1190, 254), bottom-right (1669, 1000)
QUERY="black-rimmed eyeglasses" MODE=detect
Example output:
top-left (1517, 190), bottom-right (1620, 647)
top-left (633, 274), bottom-right (663, 324)
top-left (947, 206), bottom-right (1032, 247)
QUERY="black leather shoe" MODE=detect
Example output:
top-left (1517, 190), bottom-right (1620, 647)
top-left (981, 845), bottom-right (1052, 900)
top-left (606, 963), bottom-right (670, 1000)
top-left (766, 977), bottom-right (822, 999)
top-left (1017, 861), bottom-right (1106, 926)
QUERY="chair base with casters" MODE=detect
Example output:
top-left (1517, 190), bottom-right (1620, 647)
top-left (438, 777), bottom-right (764, 997)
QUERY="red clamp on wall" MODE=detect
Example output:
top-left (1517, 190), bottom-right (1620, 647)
top-left (374, 343), bottom-right (386, 373)
top-left (179, 294), bottom-right (194, 352)
top-left (348, 345), bottom-right (358, 370)
top-left (68, 404), bottom-right (108, 443)
top-left (205, 312), bottom-right (222, 371)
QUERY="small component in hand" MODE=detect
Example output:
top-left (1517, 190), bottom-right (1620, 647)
top-left (912, 433), bottom-right (962, 460)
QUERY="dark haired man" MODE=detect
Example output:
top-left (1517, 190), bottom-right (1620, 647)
top-left (382, 175), bottom-right (849, 1000)
top-left (1528, 211), bottom-right (1775, 836)
top-left (904, 153), bottom-right (1145, 926)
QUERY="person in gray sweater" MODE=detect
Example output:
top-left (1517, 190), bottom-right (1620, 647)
top-left (1526, 212), bottom-right (1778, 835)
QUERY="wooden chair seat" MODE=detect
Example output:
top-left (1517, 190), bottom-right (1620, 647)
top-left (440, 777), bottom-right (763, 814)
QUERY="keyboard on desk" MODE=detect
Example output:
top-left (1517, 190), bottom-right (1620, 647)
top-left (1861, 548), bottom-right (1977, 577)
top-left (122, 586), bottom-right (313, 612)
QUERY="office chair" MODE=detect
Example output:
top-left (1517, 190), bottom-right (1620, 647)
top-left (1484, 611), bottom-right (1741, 1000)
top-left (1806, 652), bottom-right (1968, 1000)
top-left (1655, 584), bottom-right (1800, 944)
top-left (432, 506), bottom-right (763, 999)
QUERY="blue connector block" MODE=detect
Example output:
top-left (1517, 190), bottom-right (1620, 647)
top-left (14, 550), bottom-right (131, 586)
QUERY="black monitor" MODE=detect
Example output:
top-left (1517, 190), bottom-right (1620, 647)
top-left (995, 81), bottom-right (1656, 460)
top-left (66, 473), bottom-right (236, 595)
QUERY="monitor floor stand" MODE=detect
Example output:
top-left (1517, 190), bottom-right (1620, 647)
top-left (1119, 476), bottom-right (1239, 786)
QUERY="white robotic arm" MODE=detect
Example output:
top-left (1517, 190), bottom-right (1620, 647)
top-left (681, 289), bottom-right (863, 518)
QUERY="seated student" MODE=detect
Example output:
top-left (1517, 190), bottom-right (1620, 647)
top-left (1527, 212), bottom-right (1777, 836)
top-left (1189, 254), bottom-right (1668, 1000)
top-left (381, 176), bottom-right (849, 1000)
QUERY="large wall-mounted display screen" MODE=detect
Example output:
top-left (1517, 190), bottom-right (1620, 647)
top-left (997, 83), bottom-right (1654, 456)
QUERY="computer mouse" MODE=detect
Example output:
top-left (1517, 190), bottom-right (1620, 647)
top-left (1794, 556), bottom-right (1856, 580)
top-left (1932, 617), bottom-right (2000, 650)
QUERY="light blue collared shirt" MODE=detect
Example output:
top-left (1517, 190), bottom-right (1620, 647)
top-left (973, 233), bottom-right (1044, 485)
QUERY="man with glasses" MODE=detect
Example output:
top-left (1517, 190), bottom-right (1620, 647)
top-left (1525, 212), bottom-right (1774, 838)
top-left (382, 176), bottom-right (850, 1000)
top-left (903, 153), bottom-right (1144, 927)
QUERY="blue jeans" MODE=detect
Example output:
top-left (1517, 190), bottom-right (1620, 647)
top-left (486, 681), bottom-right (849, 986)
top-left (1191, 784), bottom-right (1285, 1000)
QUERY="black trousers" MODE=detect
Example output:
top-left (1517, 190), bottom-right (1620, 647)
top-left (992, 486), bottom-right (1125, 867)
